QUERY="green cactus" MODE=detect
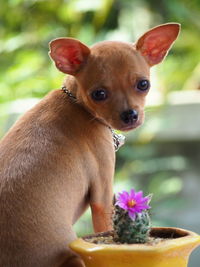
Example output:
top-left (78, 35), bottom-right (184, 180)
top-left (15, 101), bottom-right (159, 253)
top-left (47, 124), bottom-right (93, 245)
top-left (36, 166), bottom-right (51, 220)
top-left (113, 189), bottom-right (152, 244)
top-left (113, 205), bottom-right (151, 244)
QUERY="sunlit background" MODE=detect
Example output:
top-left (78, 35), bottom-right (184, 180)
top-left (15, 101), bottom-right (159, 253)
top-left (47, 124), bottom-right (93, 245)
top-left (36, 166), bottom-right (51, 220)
top-left (1, 0), bottom-right (200, 265)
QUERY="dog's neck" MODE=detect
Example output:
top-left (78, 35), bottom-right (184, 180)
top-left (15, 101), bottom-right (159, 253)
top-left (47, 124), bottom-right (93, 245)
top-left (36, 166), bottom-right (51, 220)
top-left (61, 84), bottom-right (125, 152)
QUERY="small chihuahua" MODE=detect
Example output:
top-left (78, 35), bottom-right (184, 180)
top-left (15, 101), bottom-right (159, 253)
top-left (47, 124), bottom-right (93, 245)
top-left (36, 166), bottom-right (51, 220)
top-left (0, 23), bottom-right (180, 267)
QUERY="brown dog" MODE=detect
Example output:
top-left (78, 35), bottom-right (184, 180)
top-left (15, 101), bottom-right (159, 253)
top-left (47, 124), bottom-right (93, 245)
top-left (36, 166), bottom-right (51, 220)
top-left (0, 23), bottom-right (180, 267)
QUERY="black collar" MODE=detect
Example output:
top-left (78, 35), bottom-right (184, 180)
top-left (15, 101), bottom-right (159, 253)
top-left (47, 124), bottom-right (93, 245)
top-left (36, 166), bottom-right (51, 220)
top-left (62, 86), bottom-right (77, 100)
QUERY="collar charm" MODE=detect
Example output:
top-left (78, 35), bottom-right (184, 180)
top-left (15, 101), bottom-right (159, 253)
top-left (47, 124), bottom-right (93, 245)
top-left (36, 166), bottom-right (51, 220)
top-left (111, 129), bottom-right (125, 152)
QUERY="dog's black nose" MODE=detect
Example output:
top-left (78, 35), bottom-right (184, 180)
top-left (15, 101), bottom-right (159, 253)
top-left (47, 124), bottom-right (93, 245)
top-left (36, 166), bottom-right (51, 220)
top-left (120, 109), bottom-right (138, 124)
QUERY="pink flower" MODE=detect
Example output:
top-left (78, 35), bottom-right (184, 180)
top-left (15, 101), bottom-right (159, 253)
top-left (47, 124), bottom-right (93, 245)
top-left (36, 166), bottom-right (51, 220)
top-left (116, 189), bottom-right (151, 220)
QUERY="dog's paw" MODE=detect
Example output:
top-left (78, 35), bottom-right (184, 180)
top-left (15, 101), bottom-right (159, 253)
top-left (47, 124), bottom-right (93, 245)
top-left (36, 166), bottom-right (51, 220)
top-left (60, 255), bottom-right (85, 267)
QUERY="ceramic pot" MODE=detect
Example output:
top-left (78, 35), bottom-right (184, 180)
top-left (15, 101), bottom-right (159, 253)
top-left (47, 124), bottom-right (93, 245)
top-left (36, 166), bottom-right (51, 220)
top-left (70, 227), bottom-right (200, 267)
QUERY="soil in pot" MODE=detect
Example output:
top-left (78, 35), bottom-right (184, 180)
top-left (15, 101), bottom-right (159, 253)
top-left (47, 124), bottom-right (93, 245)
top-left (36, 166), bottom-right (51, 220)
top-left (83, 227), bottom-right (189, 246)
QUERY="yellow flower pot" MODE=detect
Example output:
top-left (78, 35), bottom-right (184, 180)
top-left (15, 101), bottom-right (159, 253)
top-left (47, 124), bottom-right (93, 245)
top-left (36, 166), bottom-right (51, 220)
top-left (70, 227), bottom-right (200, 267)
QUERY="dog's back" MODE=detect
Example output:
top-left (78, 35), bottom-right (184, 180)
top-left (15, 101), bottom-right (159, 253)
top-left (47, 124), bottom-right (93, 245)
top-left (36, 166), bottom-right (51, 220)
top-left (0, 89), bottom-right (114, 266)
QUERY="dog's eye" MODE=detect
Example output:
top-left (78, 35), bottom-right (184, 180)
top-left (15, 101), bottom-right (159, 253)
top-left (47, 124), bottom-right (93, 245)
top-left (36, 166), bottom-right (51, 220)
top-left (91, 88), bottom-right (108, 101)
top-left (136, 79), bottom-right (150, 91)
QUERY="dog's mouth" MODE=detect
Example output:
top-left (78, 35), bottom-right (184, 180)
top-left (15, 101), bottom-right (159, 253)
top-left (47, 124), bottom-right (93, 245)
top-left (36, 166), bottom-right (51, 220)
top-left (119, 120), bottom-right (142, 132)
top-left (120, 124), bottom-right (138, 131)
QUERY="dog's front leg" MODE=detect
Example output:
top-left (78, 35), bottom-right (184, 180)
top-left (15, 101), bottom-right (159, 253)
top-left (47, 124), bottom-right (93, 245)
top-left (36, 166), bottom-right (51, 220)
top-left (90, 173), bottom-right (114, 233)
top-left (90, 202), bottom-right (113, 233)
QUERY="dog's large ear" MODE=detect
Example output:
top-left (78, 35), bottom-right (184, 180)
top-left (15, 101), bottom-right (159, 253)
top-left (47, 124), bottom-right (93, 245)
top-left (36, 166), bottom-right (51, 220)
top-left (49, 38), bottom-right (91, 75)
top-left (136, 23), bottom-right (180, 66)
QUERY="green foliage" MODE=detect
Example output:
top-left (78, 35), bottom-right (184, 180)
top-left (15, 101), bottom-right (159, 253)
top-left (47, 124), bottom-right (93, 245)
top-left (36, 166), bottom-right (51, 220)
top-left (1, 0), bottom-right (200, 104)
top-left (113, 205), bottom-right (151, 244)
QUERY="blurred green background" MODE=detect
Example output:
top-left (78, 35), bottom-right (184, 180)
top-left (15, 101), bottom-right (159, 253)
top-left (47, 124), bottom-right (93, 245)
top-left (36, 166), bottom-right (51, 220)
top-left (1, 0), bottom-right (200, 265)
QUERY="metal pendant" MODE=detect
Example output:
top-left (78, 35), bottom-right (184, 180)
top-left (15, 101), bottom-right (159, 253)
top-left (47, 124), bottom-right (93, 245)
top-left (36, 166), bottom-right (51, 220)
top-left (111, 130), bottom-right (126, 152)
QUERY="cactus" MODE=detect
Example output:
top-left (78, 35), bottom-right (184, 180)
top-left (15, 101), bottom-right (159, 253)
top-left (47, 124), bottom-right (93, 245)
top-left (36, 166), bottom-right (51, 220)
top-left (113, 189), bottom-right (151, 244)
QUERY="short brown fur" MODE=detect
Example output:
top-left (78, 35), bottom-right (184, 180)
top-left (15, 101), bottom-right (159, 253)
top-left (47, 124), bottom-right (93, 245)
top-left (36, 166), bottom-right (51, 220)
top-left (0, 23), bottom-right (180, 266)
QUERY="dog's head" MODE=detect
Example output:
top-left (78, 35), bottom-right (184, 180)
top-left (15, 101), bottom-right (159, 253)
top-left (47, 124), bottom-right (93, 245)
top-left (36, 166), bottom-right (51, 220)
top-left (49, 23), bottom-right (180, 131)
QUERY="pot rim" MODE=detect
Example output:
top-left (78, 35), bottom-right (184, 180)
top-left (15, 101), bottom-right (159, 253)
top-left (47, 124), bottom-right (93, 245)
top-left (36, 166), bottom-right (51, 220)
top-left (70, 227), bottom-right (200, 253)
